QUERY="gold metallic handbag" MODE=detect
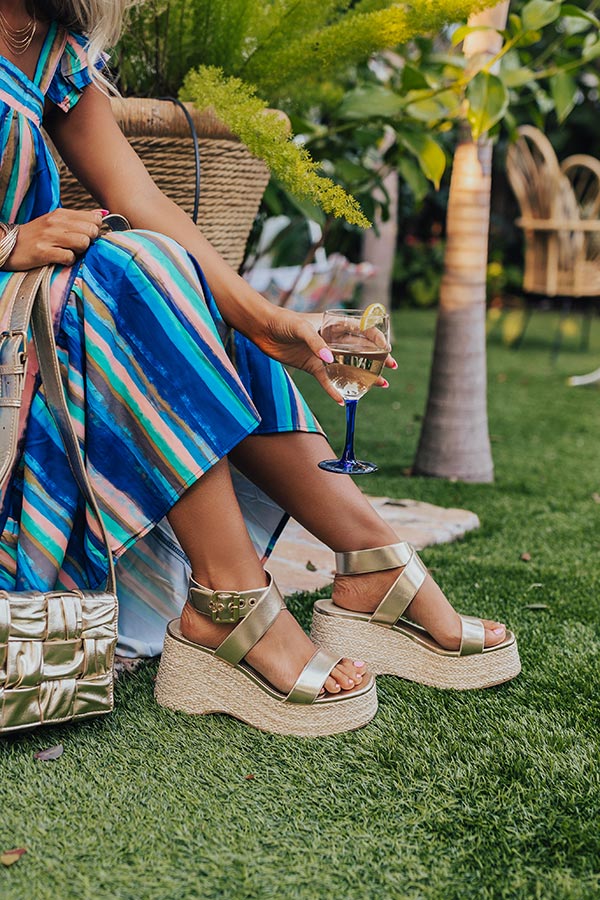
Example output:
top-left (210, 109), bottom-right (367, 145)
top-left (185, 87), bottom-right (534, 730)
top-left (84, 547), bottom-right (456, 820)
top-left (0, 267), bottom-right (118, 734)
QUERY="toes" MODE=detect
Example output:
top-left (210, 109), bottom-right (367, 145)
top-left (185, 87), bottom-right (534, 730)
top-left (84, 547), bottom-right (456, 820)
top-left (338, 658), bottom-right (363, 683)
top-left (483, 619), bottom-right (506, 647)
top-left (324, 675), bottom-right (341, 694)
top-left (331, 664), bottom-right (356, 691)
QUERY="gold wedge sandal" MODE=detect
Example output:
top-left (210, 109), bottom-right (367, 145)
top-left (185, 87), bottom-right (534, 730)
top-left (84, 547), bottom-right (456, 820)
top-left (155, 573), bottom-right (377, 736)
top-left (310, 542), bottom-right (521, 690)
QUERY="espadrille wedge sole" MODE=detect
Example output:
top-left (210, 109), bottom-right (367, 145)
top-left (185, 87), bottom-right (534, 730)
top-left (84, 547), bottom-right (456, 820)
top-left (154, 573), bottom-right (377, 736)
top-left (309, 542), bottom-right (521, 691)
top-left (155, 620), bottom-right (377, 736)
top-left (311, 601), bottom-right (520, 690)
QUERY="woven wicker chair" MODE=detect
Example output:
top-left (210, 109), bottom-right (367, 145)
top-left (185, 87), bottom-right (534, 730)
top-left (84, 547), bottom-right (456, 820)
top-left (57, 98), bottom-right (270, 271)
top-left (506, 125), bottom-right (600, 351)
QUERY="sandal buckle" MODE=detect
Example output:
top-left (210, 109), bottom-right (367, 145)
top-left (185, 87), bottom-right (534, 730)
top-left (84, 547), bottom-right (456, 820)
top-left (209, 591), bottom-right (244, 623)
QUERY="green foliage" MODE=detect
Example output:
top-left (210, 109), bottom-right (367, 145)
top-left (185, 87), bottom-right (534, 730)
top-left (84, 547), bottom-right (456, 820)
top-left (241, 0), bottom-right (494, 101)
top-left (115, 0), bottom-right (499, 228)
top-left (393, 235), bottom-right (446, 306)
top-left (116, 0), bottom-right (600, 235)
top-left (466, 72), bottom-right (509, 139)
top-left (117, 0), bottom-right (495, 100)
top-left (180, 67), bottom-right (370, 227)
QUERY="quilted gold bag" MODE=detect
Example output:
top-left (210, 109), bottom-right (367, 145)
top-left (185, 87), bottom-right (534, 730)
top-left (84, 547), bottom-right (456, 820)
top-left (0, 267), bottom-right (117, 734)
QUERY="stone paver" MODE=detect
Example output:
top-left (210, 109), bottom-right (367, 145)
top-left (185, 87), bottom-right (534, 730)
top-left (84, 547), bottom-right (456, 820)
top-left (269, 497), bottom-right (480, 595)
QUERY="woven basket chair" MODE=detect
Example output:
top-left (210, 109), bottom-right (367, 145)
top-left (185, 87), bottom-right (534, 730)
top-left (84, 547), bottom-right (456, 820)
top-left (58, 98), bottom-right (270, 270)
top-left (506, 125), bottom-right (600, 353)
top-left (507, 125), bottom-right (600, 298)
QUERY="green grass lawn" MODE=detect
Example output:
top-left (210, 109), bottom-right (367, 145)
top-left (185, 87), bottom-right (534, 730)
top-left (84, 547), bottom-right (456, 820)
top-left (2, 309), bottom-right (599, 900)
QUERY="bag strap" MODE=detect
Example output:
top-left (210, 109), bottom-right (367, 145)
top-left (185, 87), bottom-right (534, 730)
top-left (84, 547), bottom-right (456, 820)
top-left (0, 267), bottom-right (49, 486)
top-left (30, 267), bottom-right (116, 595)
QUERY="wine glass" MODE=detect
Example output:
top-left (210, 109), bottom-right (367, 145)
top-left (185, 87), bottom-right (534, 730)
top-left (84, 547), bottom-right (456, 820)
top-left (318, 306), bottom-right (391, 475)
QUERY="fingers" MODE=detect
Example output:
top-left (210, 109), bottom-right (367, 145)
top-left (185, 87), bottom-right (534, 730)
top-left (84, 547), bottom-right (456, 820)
top-left (300, 318), bottom-right (335, 363)
top-left (48, 207), bottom-right (103, 229)
top-left (296, 320), bottom-right (345, 404)
top-left (45, 208), bottom-right (102, 259)
top-left (53, 248), bottom-right (77, 267)
top-left (62, 226), bottom-right (102, 252)
top-left (48, 208), bottom-right (103, 245)
top-left (313, 364), bottom-right (345, 405)
top-left (384, 353), bottom-right (398, 370)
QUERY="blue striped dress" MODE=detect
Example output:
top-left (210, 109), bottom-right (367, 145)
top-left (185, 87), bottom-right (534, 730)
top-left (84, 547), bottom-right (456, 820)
top-left (0, 23), bottom-right (322, 656)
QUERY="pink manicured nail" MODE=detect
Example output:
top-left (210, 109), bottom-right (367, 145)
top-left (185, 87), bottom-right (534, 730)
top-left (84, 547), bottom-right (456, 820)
top-left (380, 378), bottom-right (389, 388)
top-left (354, 660), bottom-right (365, 667)
top-left (493, 626), bottom-right (505, 634)
top-left (318, 348), bottom-right (334, 364)
top-left (337, 399), bottom-right (345, 406)
top-left (391, 360), bottom-right (398, 370)
top-left (100, 209), bottom-right (109, 216)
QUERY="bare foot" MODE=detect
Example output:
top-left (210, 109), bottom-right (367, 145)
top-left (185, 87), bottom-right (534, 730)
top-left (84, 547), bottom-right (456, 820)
top-left (332, 567), bottom-right (507, 650)
top-left (180, 599), bottom-right (365, 696)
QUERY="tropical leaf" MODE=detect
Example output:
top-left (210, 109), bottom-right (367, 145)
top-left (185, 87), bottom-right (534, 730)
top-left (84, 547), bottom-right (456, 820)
top-left (338, 86), bottom-right (404, 120)
top-left (466, 71), bottom-right (509, 139)
top-left (560, 4), bottom-right (599, 26)
top-left (549, 70), bottom-right (578, 123)
top-left (521, 0), bottom-right (561, 32)
top-left (397, 131), bottom-right (446, 188)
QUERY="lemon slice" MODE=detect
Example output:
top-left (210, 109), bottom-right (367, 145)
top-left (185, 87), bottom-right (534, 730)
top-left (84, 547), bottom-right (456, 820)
top-left (360, 302), bottom-right (387, 331)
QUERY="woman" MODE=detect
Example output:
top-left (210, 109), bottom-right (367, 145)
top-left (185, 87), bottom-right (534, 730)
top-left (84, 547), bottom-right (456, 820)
top-left (0, 0), bottom-right (520, 736)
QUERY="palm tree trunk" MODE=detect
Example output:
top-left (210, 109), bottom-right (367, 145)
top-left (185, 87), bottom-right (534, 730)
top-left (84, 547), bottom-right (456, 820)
top-left (413, 2), bottom-right (509, 483)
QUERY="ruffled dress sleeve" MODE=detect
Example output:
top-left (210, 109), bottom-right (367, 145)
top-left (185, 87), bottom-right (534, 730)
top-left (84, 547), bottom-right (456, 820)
top-left (47, 31), bottom-right (109, 114)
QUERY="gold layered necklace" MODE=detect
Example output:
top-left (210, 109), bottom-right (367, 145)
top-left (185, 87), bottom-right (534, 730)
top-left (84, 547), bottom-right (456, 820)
top-left (0, 5), bottom-right (37, 56)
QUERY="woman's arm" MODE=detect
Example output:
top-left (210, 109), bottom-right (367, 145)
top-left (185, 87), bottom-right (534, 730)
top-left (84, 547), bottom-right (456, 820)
top-left (45, 86), bottom-right (394, 397)
top-left (45, 86), bottom-right (286, 340)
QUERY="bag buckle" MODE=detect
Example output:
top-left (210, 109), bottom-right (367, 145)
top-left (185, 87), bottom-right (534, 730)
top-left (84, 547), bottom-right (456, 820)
top-left (0, 330), bottom-right (28, 361)
top-left (208, 591), bottom-right (244, 623)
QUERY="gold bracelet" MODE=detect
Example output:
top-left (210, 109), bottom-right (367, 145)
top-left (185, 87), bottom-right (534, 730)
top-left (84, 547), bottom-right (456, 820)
top-left (0, 222), bottom-right (19, 268)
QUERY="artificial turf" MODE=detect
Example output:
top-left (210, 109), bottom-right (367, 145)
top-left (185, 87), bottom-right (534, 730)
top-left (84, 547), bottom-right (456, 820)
top-left (1, 309), bottom-right (599, 900)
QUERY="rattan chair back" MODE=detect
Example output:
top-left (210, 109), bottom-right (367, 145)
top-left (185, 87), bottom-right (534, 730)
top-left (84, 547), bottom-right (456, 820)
top-left (507, 125), bottom-right (600, 297)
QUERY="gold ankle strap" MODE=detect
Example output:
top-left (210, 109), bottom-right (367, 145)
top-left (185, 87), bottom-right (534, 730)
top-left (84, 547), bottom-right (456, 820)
top-left (335, 542), bottom-right (413, 576)
top-left (188, 574), bottom-right (271, 624)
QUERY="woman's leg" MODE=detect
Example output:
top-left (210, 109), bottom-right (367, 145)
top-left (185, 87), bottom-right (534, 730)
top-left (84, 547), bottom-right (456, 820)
top-left (229, 432), bottom-right (506, 650)
top-left (167, 458), bottom-right (363, 695)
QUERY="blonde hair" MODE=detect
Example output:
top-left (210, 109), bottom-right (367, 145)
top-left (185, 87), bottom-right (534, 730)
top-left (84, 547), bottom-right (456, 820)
top-left (36, 0), bottom-right (136, 76)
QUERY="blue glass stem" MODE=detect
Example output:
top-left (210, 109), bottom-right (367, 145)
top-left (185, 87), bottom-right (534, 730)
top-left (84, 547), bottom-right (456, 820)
top-left (340, 399), bottom-right (359, 466)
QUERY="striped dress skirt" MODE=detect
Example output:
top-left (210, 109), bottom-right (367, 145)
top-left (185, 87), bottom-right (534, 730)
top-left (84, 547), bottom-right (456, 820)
top-left (0, 230), bottom-right (323, 657)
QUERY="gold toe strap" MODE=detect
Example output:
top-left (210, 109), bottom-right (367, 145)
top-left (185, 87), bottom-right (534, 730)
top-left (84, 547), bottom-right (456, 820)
top-left (335, 541), bottom-right (413, 575)
top-left (370, 549), bottom-right (427, 627)
top-left (459, 615), bottom-right (486, 656)
top-left (286, 648), bottom-right (343, 704)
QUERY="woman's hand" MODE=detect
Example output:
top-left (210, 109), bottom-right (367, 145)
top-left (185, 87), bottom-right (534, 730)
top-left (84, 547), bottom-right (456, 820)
top-left (4, 208), bottom-right (103, 270)
top-left (253, 306), bottom-right (397, 403)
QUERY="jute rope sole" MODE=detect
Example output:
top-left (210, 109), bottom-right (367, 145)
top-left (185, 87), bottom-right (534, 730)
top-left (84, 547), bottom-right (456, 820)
top-left (310, 607), bottom-right (521, 690)
top-left (155, 625), bottom-right (378, 737)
